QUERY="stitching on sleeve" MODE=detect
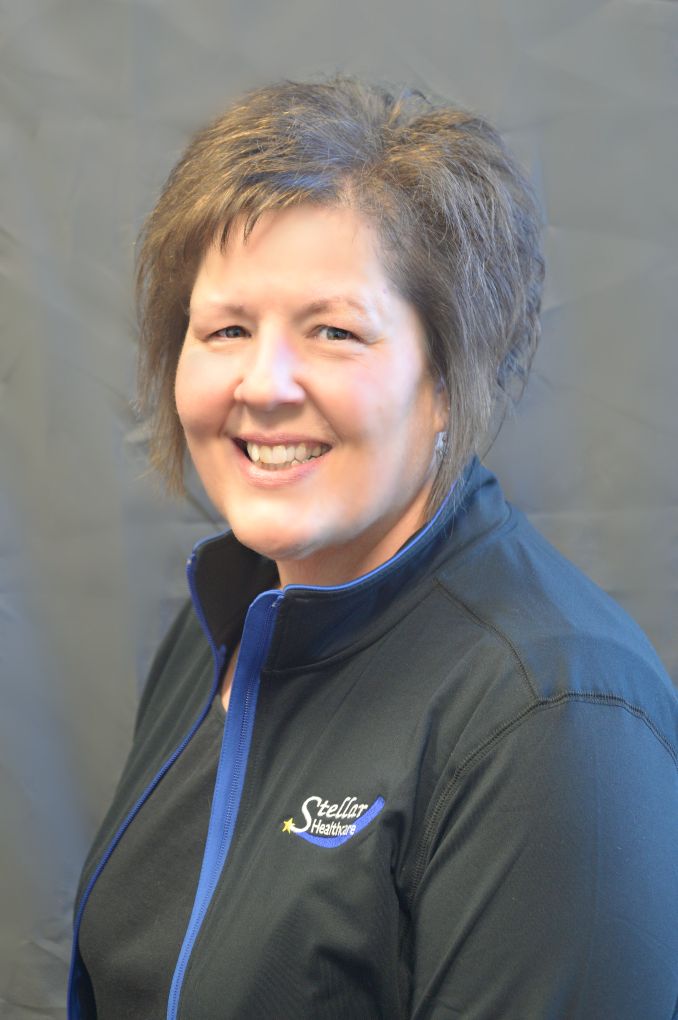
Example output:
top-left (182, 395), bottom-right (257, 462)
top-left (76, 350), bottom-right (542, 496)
top-left (410, 691), bottom-right (678, 902)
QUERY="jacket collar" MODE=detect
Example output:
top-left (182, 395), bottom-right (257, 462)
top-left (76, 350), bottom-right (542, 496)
top-left (188, 458), bottom-right (510, 673)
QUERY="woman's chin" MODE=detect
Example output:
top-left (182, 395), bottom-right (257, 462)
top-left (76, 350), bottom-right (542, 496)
top-left (228, 519), bottom-right (321, 569)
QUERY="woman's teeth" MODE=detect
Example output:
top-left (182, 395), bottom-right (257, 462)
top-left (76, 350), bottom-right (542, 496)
top-left (245, 441), bottom-right (328, 469)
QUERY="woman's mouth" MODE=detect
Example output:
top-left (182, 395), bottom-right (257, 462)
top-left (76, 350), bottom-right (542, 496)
top-left (236, 440), bottom-right (331, 470)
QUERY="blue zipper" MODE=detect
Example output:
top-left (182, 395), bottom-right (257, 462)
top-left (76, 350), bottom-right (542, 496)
top-left (166, 589), bottom-right (282, 1020)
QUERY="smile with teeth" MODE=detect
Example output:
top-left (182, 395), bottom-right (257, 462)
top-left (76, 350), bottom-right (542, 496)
top-left (244, 441), bottom-right (330, 469)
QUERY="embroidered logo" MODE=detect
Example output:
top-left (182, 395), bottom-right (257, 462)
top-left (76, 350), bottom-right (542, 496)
top-left (281, 794), bottom-right (384, 848)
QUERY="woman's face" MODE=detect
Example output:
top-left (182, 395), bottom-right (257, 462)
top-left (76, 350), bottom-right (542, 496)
top-left (176, 204), bottom-right (447, 587)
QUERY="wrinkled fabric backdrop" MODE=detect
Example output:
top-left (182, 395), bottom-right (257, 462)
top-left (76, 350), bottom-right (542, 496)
top-left (2, 0), bottom-right (677, 1014)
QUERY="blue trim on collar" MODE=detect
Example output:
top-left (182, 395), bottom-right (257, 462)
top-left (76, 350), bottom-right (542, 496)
top-left (280, 477), bottom-right (458, 597)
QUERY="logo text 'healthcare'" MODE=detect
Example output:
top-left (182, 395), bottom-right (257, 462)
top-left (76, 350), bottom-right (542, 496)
top-left (283, 795), bottom-right (369, 838)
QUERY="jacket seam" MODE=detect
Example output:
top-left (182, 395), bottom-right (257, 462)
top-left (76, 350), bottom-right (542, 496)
top-left (434, 582), bottom-right (539, 701)
top-left (411, 691), bottom-right (678, 903)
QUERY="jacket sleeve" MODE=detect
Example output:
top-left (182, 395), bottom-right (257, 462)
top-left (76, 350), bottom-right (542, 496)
top-left (409, 697), bottom-right (678, 1020)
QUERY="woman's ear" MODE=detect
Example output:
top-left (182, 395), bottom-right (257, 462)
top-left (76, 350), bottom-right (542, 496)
top-left (433, 375), bottom-right (449, 435)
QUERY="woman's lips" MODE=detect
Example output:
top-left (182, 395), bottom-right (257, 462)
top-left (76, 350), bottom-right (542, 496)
top-left (244, 439), bottom-right (331, 469)
top-left (231, 438), bottom-right (331, 484)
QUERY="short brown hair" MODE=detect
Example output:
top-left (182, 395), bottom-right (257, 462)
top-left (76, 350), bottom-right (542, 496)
top-left (136, 76), bottom-right (544, 515)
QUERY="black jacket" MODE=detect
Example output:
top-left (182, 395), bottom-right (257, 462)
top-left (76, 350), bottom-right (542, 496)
top-left (69, 460), bottom-right (678, 1019)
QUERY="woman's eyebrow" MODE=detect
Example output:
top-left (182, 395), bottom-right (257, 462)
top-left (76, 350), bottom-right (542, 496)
top-left (300, 297), bottom-right (372, 317)
top-left (189, 296), bottom-right (374, 319)
top-left (189, 299), bottom-right (250, 319)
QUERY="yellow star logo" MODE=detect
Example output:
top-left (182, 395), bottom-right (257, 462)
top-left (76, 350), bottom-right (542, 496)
top-left (282, 817), bottom-right (294, 834)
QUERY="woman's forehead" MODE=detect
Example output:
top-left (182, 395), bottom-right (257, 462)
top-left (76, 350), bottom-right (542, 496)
top-left (189, 205), bottom-right (400, 314)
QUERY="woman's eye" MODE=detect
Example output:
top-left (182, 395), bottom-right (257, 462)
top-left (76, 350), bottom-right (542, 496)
top-left (317, 325), bottom-right (359, 342)
top-left (211, 325), bottom-right (248, 339)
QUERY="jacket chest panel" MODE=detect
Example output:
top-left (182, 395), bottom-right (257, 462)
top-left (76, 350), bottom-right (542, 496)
top-left (181, 788), bottom-right (405, 1019)
top-left (171, 670), bottom-right (417, 1017)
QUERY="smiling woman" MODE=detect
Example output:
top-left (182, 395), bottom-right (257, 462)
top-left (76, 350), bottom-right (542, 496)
top-left (69, 78), bottom-right (678, 1020)
top-left (176, 205), bottom-right (447, 589)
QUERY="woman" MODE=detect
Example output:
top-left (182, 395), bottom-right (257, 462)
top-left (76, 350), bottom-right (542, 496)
top-left (69, 78), bottom-right (678, 1018)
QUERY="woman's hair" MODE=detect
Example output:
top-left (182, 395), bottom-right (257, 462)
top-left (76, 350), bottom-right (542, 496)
top-left (136, 76), bottom-right (544, 515)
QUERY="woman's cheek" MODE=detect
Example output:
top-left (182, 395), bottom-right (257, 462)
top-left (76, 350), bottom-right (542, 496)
top-left (175, 349), bottom-right (228, 431)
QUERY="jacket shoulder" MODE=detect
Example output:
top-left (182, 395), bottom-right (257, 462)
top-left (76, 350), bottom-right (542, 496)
top-left (433, 505), bottom-right (677, 745)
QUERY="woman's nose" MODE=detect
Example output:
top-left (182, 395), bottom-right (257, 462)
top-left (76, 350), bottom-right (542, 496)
top-left (232, 332), bottom-right (305, 410)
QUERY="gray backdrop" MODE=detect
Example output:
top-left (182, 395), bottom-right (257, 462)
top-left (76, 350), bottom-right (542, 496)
top-left (2, 1), bottom-right (677, 1014)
